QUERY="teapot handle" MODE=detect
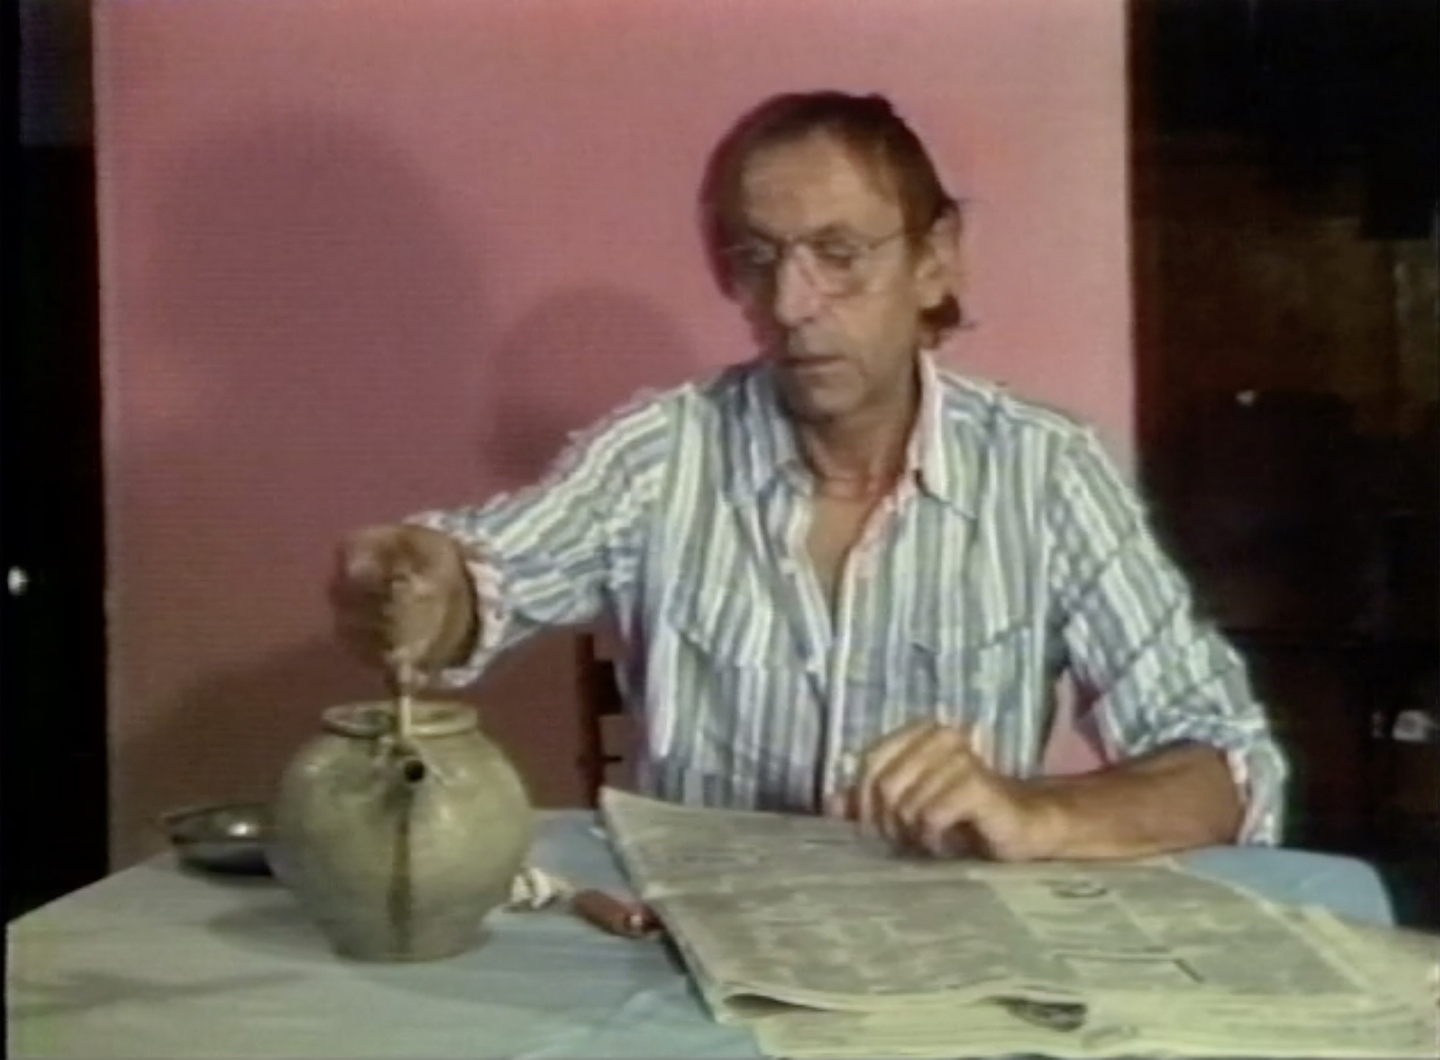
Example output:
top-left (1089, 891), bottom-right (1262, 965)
top-left (384, 655), bottom-right (432, 787)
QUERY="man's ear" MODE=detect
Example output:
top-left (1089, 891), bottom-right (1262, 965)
top-left (916, 206), bottom-right (962, 312)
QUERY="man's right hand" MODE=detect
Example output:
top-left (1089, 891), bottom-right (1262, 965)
top-left (329, 524), bottom-right (478, 672)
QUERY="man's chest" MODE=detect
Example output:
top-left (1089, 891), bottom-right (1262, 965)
top-left (803, 493), bottom-right (884, 609)
top-left (659, 490), bottom-right (1041, 695)
top-left (635, 491), bottom-right (1057, 788)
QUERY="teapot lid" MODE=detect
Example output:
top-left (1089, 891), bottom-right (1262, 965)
top-left (322, 700), bottom-right (478, 739)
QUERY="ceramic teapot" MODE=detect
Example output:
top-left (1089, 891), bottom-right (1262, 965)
top-left (269, 696), bottom-right (532, 961)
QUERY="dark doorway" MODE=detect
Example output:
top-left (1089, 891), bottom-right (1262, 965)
top-left (3, 0), bottom-right (109, 921)
top-left (1130, 0), bottom-right (1439, 927)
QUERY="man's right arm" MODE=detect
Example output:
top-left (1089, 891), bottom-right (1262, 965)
top-left (405, 392), bottom-right (674, 687)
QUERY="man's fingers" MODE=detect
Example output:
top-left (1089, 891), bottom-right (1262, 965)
top-left (968, 725), bottom-right (993, 769)
top-left (872, 758), bottom-right (950, 854)
top-left (917, 777), bottom-right (987, 856)
top-left (339, 528), bottom-right (402, 585)
top-left (339, 525), bottom-right (451, 590)
top-left (893, 759), bottom-right (961, 830)
top-left (858, 719), bottom-right (936, 775)
top-left (843, 721), bottom-right (1002, 857)
top-left (856, 721), bottom-right (938, 833)
top-left (857, 722), bottom-right (973, 823)
top-left (330, 525), bottom-right (468, 671)
top-left (385, 584), bottom-right (448, 662)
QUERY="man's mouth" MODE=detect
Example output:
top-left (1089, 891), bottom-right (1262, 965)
top-left (781, 353), bottom-right (845, 370)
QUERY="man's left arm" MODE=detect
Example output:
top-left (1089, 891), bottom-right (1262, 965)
top-left (1034, 426), bottom-right (1289, 857)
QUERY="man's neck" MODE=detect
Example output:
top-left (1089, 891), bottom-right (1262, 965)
top-left (794, 371), bottom-right (921, 499)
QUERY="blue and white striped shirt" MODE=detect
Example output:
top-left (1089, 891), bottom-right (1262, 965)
top-left (414, 354), bottom-right (1286, 844)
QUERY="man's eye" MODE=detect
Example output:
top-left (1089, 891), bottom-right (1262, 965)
top-left (812, 244), bottom-right (862, 269)
top-left (731, 245), bottom-right (777, 269)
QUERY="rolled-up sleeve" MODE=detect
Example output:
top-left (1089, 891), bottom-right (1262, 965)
top-left (1045, 427), bottom-right (1288, 845)
top-left (406, 393), bottom-right (673, 688)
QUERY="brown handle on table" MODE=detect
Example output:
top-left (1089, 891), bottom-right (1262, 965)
top-left (570, 889), bottom-right (660, 938)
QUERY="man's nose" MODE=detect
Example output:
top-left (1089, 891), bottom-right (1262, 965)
top-left (770, 249), bottom-right (827, 327)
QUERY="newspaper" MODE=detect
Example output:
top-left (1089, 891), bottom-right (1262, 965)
top-left (752, 989), bottom-right (1440, 1060)
top-left (755, 909), bottom-right (1440, 1060)
top-left (599, 788), bottom-right (1438, 1059)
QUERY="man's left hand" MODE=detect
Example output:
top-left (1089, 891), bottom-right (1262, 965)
top-left (826, 721), bottom-right (1062, 862)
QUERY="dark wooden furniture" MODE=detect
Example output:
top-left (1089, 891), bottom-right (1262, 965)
top-left (574, 632), bottom-right (626, 808)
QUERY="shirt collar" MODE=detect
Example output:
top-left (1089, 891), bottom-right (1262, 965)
top-left (729, 352), bottom-right (975, 516)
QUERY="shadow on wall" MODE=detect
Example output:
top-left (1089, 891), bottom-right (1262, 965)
top-left (117, 116), bottom-right (709, 859)
top-left (482, 285), bottom-right (699, 490)
top-left (136, 637), bottom-right (381, 807)
top-left (125, 110), bottom-right (486, 500)
top-left (463, 287), bottom-right (701, 806)
top-left (116, 112), bottom-right (490, 863)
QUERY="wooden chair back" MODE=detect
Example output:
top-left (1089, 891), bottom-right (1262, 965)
top-left (574, 631), bottom-right (626, 807)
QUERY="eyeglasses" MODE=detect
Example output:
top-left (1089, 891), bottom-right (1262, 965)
top-left (721, 226), bottom-right (908, 298)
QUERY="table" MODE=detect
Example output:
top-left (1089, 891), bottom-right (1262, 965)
top-left (7, 811), bottom-right (1398, 1059)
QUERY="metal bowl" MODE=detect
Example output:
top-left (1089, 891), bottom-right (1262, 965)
top-left (159, 802), bottom-right (274, 876)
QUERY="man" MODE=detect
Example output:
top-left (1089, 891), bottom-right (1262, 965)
top-left (331, 91), bottom-right (1286, 862)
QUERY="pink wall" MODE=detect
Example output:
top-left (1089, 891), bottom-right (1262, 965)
top-left (94, 0), bottom-right (1132, 867)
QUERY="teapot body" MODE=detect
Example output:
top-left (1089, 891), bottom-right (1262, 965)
top-left (269, 700), bottom-right (532, 961)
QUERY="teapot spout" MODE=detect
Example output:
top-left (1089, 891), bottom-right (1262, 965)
top-left (400, 754), bottom-right (426, 789)
top-left (397, 753), bottom-right (427, 786)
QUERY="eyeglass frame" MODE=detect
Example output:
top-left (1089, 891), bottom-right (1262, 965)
top-left (718, 224), bottom-right (914, 298)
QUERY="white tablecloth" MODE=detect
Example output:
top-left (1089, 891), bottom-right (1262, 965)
top-left (6, 811), bottom-right (1397, 1058)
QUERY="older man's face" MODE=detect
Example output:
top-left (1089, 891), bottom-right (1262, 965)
top-left (730, 133), bottom-right (953, 425)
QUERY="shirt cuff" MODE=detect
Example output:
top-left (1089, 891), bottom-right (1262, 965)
top-left (1224, 744), bottom-right (1284, 846)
